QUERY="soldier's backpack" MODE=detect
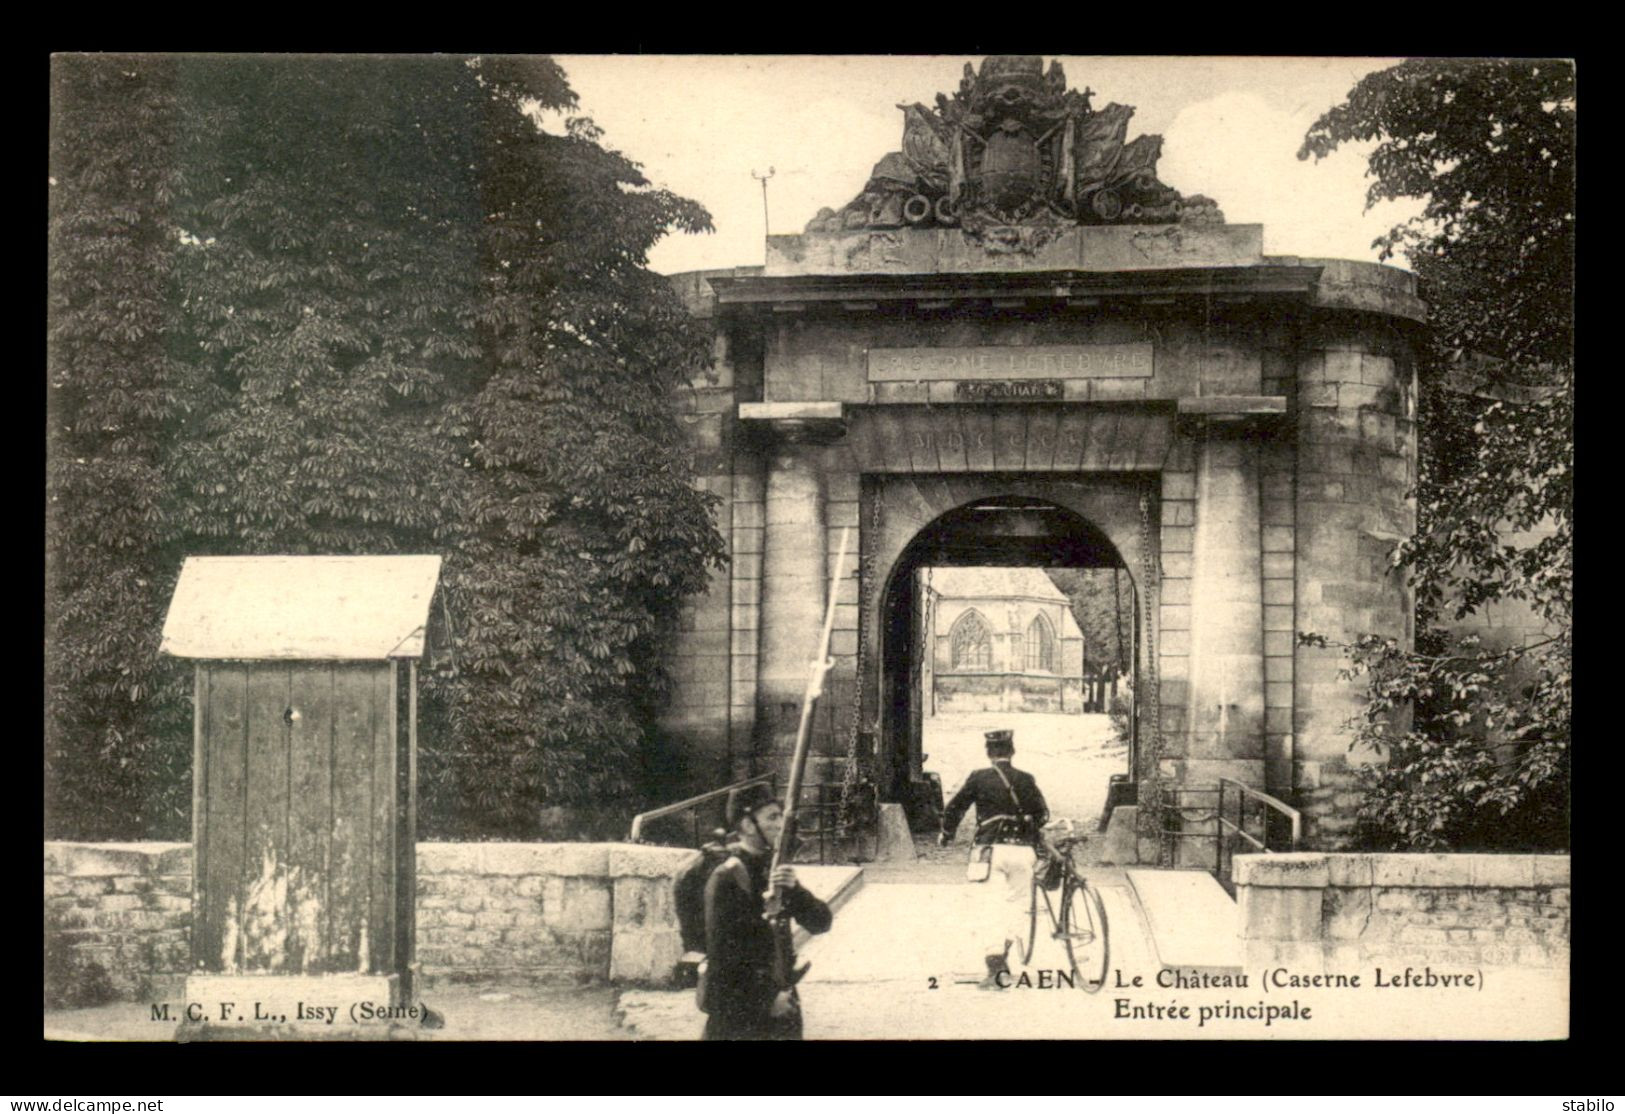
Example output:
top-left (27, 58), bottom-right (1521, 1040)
top-left (673, 833), bottom-right (740, 997)
top-left (691, 856), bottom-right (757, 1014)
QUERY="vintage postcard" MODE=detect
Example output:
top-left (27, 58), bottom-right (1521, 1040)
top-left (45, 54), bottom-right (1571, 1043)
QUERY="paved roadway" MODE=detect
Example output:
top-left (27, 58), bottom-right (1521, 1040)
top-left (617, 864), bottom-right (1568, 1041)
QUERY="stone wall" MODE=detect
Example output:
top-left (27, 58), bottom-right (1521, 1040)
top-left (44, 842), bottom-right (701, 1002)
top-left (416, 843), bottom-right (699, 988)
top-left (44, 843), bottom-right (193, 1001)
top-left (1292, 316), bottom-right (1420, 848)
top-left (1236, 852), bottom-right (1569, 972)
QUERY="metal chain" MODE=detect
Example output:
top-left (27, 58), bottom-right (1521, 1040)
top-left (1138, 482), bottom-right (1170, 867)
top-left (837, 480), bottom-right (883, 838)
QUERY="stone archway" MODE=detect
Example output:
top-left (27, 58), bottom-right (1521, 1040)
top-left (862, 476), bottom-right (1154, 823)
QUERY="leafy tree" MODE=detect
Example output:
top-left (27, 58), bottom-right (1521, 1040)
top-left (47, 55), bottom-right (724, 840)
top-left (1045, 567), bottom-right (1135, 673)
top-left (428, 62), bottom-right (724, 837)
top-left (48, 57), bottom-right (194, 837)
top-left (1298, 58), bottom-right (1573, 850)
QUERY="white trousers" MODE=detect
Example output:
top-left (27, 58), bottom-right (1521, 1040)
top-left (986, 843), bottom-right (1036, 958)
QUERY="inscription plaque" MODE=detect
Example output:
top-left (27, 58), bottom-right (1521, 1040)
top-left (868, 343), bottom-right (1153, 381)
top-left (955, 380), bottom-right (1063, 401)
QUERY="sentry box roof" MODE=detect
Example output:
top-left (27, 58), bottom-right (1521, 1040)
top-left (160, 555), bottom-right (443, 661)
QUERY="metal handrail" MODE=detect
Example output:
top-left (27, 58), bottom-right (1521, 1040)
top-left (1156, 779), bottom-right (1302, 886)
top-left (1216, 776), bottom-right (1301, 853)
top-left (628, 774), bottom-right (774, 844)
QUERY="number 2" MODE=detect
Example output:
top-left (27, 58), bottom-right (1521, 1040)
top-left (927, 977), bottom-right (938, 989)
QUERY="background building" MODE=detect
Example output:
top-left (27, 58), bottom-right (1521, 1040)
top-left (923, 568), bottom-right (1085, 714)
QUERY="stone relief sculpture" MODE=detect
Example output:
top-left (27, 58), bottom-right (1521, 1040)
top-left (805, 55), bottom-right (1224, 241)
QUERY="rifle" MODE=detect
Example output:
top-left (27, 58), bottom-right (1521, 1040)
top-left (763, 525), bottom-right (851, 994)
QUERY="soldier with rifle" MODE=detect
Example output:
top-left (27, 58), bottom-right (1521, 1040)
top-left (700, 783), bottom-right (832, 1040)
top-left (699, 528), bottom-right (850, 1040)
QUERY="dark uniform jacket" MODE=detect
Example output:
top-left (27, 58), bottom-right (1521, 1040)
top-left (701, 846), bottom-right (832, 1041)
top-left (941, 763), bottom-right (1049, 844)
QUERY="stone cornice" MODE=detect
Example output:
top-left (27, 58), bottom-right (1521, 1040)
top-left (710, 263), bottom-right (1326, 315)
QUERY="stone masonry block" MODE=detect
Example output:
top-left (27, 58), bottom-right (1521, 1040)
top-left (1159, 605), bottom-right (1190, 631)
top-left (1531, 857), bottom-right (1571, 886)
top-left (1262, 526), bottom-right (1294, 552)
top-left (1302, 382), bottom-right (1339, 408)
top-left (1263, 552), bottom-right (1294, 579)
top-left (826, 471), bottom-right (860, 502)
top-left (1238, 885), bottom-right (1324, 942)
top-left (608, 845), bottom-right (702, 881)
top-left (1263, 605), bottom-right (1294, 631)
top-left (611, 928), bottom-right (686, 985)
top-left (1360, 354), bottom-right (1396, 387)
top-left (1323, 350), bottom-right (1363, 384)
top-left (1162, 471), bottom-right (1196, 500)
top-left (1263, 579), bottom-right (1294, 605)
top-left (1324, 887), bottom-right (1373, 942)
top-left (1234, 853), bottom-right (1330, 889)
top-left (1370, 855), bottom-right (1469, 888)
top-left (56, 843), bottom-right (188, 878)
top-left (1325, 855), bottom-right (1374, 888)
top-left (546, 878), bottom-right (612, 934)
top-left (1374, 890), bottom-right (1414, 913)
top-left (1468, 856), bottom-right (1537, 889)
top-left (416, 843), bottom-right (485, 875)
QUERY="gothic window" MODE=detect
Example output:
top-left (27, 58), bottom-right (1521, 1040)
top-left (1025, 614), bottom-right (1056, 673)
top-left (950, 610), bottom-right (992, 671)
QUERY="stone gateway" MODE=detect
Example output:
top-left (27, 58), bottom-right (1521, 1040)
top-left (659, 57), bottom-right (1425, 858)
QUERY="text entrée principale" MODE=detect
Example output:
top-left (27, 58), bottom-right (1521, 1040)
top-left (1106, 965), bottom-right (1483, 1028)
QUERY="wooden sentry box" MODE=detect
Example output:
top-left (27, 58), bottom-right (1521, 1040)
top-left (160, 556), bottom-right (440, 1005)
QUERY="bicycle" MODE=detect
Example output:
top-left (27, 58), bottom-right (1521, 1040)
top-left (1014, 818), bottom-right (1110, 992)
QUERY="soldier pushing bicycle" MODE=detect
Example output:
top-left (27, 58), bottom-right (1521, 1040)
top-left (939, 727), bottom-right (1110, 992)
top-left (937, 728), bottom-right (1049, 988)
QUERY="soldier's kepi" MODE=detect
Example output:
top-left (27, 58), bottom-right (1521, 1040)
top-left (939, 727), bottom-right (1050, 989)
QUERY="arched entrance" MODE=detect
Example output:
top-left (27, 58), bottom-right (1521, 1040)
top-left (866, 481), bottom-right (1151, 831)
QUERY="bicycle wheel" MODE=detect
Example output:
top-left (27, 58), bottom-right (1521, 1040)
top-left (1014, 874), bottom-right (1039, 965)
top-left (1061, 879), bottom-right (1109, 992)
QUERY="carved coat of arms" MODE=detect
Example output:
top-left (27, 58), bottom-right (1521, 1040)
top-left (807, 55), bottom-right (1224, 245)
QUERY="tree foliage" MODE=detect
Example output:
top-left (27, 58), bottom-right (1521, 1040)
top-left (1299, 59), bottom-right (1573, 850)
top-left (47, 55), bottom-right (725, 840)
top-left (1045, 567), bottom-right (1136, 673)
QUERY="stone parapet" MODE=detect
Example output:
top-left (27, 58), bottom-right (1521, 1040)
top-left (1235, 852), bottom-right (1570, 973)
top-left (415, 842), bottom-right (699, 989)
top-left (46, 841), bottom-right (705, 1002)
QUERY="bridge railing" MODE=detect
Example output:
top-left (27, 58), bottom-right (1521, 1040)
top-left (628, 774), bottom-right (876, 864)
top-left (627, 774), bottom-right (774, 846)
top-left (1158, 777), bottom-right (1302, 893)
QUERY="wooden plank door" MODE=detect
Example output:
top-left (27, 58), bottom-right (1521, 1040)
top-left (195, 661), bottom-right (395, 976)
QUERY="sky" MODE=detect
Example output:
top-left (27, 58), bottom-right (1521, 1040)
top-left (551, 55), bottom-right (1425, 276)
